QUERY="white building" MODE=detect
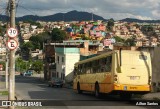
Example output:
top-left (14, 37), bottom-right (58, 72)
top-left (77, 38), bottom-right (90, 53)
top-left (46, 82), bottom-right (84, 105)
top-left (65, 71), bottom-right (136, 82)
top-left (55, 47), bottom-right (80, 82)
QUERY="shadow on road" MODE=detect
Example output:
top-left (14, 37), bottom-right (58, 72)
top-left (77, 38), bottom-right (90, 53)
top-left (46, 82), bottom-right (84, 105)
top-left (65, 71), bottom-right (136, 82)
top-left (15, 75), bottom-right (160, 109)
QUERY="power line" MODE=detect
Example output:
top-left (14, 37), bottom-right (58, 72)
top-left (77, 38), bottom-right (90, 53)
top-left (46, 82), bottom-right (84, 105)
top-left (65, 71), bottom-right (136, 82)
top-left (17, 5), bottom-right (38, 16)
top-left (15, 0), bottom-right (21, 16)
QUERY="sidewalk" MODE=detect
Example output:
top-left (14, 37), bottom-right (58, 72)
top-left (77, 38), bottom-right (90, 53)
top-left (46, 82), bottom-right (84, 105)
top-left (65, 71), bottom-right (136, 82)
top-left (142, 92), bottom-right (160, 100)
top-left (0, 81), bottom-right (8, 109)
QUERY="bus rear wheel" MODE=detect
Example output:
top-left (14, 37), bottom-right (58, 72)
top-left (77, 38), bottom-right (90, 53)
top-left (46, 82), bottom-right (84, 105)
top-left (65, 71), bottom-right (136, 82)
top-left (77, 83), bottom-right (82, 94)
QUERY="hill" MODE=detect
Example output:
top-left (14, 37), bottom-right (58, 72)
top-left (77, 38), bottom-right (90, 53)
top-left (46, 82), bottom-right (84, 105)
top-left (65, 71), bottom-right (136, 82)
top-left (0, 10), bottom-right (106, 22)
top-left (120, 18), bottom-right (160, 23)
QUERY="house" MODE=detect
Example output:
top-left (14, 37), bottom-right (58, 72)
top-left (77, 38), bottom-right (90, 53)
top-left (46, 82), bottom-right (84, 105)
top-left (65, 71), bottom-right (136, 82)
top-left (30, 49), bottom-right (43, 59)
top-left (43, 40), bottom-right (103, 80)
top-left (55, 47), bottom-right (80, 82)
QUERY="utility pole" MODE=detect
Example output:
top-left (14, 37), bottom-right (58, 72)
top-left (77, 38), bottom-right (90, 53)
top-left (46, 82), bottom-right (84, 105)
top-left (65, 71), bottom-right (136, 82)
top-left (5, 52), bottom-right (8, 89)
top-left (8, 0), bottom-right (16, 109)
top-left (5, 0), bottom-right (10, 90)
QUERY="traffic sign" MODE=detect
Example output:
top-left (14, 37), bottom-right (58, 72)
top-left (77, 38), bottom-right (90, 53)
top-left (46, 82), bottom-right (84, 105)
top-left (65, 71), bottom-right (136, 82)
top-left (7, 39), bottom-right (18, 50)
top-left (7, 27), bottom-right (18, 38)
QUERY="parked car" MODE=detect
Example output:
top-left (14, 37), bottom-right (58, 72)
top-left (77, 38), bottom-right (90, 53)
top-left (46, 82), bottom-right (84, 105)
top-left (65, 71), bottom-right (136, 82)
top-left (22, 70), bottom-right (33, 76)
top-left (48, 77), bottom-right (63, 88)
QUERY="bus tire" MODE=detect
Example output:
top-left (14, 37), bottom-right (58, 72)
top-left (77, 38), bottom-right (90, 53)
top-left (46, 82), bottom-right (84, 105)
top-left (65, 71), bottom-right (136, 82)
top-left (77, 83), bottom-right (82, 94)
top-left (95, 83), bottom-right (101, 98)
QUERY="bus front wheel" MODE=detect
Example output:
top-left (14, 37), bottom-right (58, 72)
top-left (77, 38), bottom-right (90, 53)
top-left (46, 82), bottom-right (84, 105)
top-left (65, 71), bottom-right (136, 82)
top-left (77, 83), bottom-right (82, 94)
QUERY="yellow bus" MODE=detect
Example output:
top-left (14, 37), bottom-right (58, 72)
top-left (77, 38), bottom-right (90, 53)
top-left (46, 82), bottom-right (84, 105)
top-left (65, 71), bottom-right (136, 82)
top-left (73, 49), bottom-right (152, 99)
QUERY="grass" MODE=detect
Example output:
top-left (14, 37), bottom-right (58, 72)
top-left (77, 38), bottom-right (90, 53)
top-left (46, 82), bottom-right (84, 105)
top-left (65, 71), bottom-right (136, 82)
top-left (0, 91), bottom-right (8, 95)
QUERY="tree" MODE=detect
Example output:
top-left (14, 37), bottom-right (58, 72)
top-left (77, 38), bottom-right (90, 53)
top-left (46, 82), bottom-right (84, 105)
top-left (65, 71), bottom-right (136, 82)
top-left (107, 18), bottom-right (115, 31)
top-left (124, 38), bottom-right (136, 46)
top-left (114, 36), bottom-right (125, 42)
top-left (32, 60), bottom-right (43, 74)
top-left (51, 28), bottom-right (68, 42)
top-left (29, 32), bottom-right (51, 50)
top-left (15, 57), bottom-right (31, 72)
top-left (29, 36), bottom-right (41, 50)
top-left (0, 25), bottom-right (6, 36)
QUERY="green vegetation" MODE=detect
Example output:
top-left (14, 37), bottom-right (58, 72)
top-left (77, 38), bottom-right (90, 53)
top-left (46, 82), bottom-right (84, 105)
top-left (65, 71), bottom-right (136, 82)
top-left (21, 28), bottom-right (68, 51)
top-left (114, 36), bottom-right (125, 43)
top-left (107, 18), bottom-right (114, 31)
top-left (141, 25), bottom-right (153, 32)
top-left (114, 36), bottom-right (136, 46)
top-left (0, 24), bottom-right (6, 36)
top-left (124, 39), bottom-right (136, 46)
top-left (15, 57), bottom-right (32, 72)
top-left (32, 60), bottom-right (43, 74)
top-left (51, 28), bottom-right (68, 42)
top-left (16, 57), bottom-right (43, 73)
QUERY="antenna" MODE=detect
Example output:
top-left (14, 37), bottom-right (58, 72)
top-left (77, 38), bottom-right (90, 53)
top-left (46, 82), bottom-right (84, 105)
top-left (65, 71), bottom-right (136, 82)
top-left (91, 12), bottom-right (93, 21)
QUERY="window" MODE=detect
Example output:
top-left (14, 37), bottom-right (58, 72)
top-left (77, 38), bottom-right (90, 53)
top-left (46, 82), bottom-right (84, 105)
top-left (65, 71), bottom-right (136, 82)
top-left (57, 56), bottom-right (59, 64)
top-left (104, 56), bottom-right (112, 72)
top-left (86, 62), bottom-right (91, 74)
top-left (92, 60), bottom-right (100, 73)
top-left (62, 57), bottom-right (64, 63)
top-left (100, 58), bottom-right (105, 72)
top-left (78, 64), bottom-right (83, 74)
top-left (74, 67), bottom-right (78, 76)
top-left (82, 64), bottom-right (86, 74)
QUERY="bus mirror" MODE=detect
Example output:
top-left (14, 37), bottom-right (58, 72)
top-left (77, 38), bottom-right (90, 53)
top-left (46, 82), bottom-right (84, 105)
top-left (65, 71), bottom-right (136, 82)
top-left (116, 67), bottom-right (122, 73)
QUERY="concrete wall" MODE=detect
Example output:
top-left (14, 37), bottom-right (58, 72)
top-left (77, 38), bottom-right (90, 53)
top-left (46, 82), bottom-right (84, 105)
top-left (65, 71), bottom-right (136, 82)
top-left (65, 53), bottom-right (80, 82)
top-left (138, 47), bottom-right (160, 92)
top-left (152, 47), bottom-right (160, 91)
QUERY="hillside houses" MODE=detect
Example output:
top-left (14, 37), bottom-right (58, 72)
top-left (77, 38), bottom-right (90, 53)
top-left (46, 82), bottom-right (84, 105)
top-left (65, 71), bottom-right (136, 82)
top-left (17, 20), bottom-right (160, 48)
top-left (19, 22), bottom-right (45, 42)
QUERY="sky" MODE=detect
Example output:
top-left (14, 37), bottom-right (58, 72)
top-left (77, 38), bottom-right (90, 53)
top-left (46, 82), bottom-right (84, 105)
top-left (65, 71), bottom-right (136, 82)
top-left (0, 0), bottom-right (160, 20)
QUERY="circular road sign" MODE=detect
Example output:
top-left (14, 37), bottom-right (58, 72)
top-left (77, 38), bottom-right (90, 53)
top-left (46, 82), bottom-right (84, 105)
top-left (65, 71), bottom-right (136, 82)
top-left (7, 27), bottom-right (18, 38)
top-left (7, 39), bottom-right (18, 50)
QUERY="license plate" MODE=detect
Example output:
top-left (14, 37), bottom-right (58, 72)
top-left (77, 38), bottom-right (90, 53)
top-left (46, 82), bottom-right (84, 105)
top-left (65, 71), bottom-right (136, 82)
top-left (124, 86), bottom-right (127, 90)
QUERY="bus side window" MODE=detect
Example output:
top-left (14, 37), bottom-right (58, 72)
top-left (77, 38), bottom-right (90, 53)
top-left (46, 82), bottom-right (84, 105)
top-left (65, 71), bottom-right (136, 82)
top-left (86, 62), bottom-right (91, 74)
top-left (74, 67), bottom-right (78, 76)
top-left (90, 62), bottom-right (93, 73)
top-left (100, 58), bottom-right (105, 72)
top-left (105, 56), bottom-right (112, 72)
top-left (78, 65), bottom-right (82, 74)
top-left (93, 60), bottom-right (97, 73)
top-left (97, 59), bottom-right (101, 73)
top-left (82, 64), bottom-right (86, 74)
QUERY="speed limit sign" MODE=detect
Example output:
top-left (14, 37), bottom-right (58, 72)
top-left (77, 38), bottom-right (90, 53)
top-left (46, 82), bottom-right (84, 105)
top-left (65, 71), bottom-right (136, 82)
top-left (7, 27), bottom-right (18, 38)
top-left (7, 39), bottom-right (18, 50)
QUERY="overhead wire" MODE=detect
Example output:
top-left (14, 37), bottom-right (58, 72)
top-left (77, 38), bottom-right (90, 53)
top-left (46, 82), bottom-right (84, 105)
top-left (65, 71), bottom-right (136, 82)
top-left (15, 0), bottom-right (21, 16)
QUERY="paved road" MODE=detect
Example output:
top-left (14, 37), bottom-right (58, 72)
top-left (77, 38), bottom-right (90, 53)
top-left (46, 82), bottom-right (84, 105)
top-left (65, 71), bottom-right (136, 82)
top-left (15, 75), bottom-right (160, 109)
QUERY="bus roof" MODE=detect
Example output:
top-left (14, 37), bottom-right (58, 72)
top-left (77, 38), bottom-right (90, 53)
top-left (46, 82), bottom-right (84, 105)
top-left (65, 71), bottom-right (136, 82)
top-left (75, 50), bottom-right (115, 66)
top-left (75, 50), bottom-right (150, 66)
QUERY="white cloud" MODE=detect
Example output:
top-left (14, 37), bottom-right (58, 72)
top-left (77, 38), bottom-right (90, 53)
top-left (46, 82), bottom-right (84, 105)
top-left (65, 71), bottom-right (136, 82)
top-left (1, 0), bottom-right (160, 20)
